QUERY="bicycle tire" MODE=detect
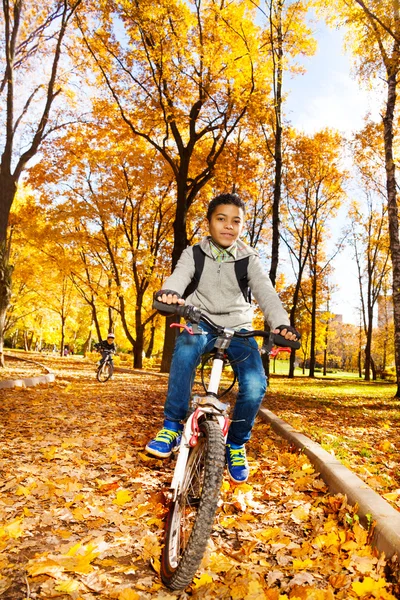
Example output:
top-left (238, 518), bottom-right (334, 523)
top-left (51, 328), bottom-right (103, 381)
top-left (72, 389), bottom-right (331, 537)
top-left (161, 419), bottom-right (226, 590)
top-left (96, 360), bottom-right (113, 382)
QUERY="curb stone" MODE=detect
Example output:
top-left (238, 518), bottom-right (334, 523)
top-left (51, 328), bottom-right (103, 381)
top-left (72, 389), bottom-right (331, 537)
top-left (1, 353), bottom-right (56, 389)
top-left (259, 407), bottom-right (400, 560)
top-left (0, 373), bottom-right (55, 389)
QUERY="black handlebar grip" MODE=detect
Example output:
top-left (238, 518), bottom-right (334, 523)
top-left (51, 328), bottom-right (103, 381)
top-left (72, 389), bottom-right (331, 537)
top-left (273, 333), bottom-right (301, 350)
top-left (152, 298), bottom-right (179, 314)
top-left (153, 299), bottom-right (202, 323)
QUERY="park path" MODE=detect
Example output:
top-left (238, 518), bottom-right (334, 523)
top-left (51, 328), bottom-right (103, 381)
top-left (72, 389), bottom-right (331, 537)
top-left (0, 357), bottom-right (398, 599)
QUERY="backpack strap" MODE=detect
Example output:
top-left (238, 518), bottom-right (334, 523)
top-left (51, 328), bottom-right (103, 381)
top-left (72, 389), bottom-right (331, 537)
top-left (235, 256), bottom-right (250, 302)
top-left (182, 244), bottom-right (205, 299)
top-left (183, 244), bottom-right (251, 303)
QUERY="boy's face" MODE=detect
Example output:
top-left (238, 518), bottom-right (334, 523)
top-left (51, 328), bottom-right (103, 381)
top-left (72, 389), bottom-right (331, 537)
top-left (208, 204), bottom-right (244, 248)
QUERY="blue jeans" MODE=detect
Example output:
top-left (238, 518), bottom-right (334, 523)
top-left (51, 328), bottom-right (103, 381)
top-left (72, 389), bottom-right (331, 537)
top-left (164, 323), bottom-right (267, 445)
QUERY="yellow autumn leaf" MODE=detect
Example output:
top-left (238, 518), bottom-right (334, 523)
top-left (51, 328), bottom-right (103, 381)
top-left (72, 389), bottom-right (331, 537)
top-left (113, 489), bottom-right (133, 506)
top-left (292, 558), bottom-right (314, 570)
top-left (301, 462), bottom-right (315, 474)
top-left (383, 491), bottom-right (400, 501)
top-left (245, 579), bottom-right (266, 599)
top-left (220, 516), bottom-right (236, 528)
top-left (341, 540), bottom-right (359, 551)
top-left (141, 534), bottom-right (161, 561)
top-left (55, 579), bottom-right (81, 593)
top-left (352, 576), bottom-right (387, 596)
top-left (353, 521), bottom-right (368, 546)
top-left (230, 577), bottom-right (249, 600)
top-left (193, 573), bottom-right (213, 587)
top-left (146, 517), bottom-right (164, 528)
top-left (27, 558), bottom-right (65, 577)
top-left (41, 446), bottom-right (58, 460)
top-left (15, 485), bottom-right (31, 497)
top-left (138, 452), bottom-right (156, 462)
top-left (208, 552), bottom-right (237, 573)
top-left (118, 589), bottom-right (141, 600)
top-left (221, 479), bottom-right (230, 492)
top-left (379, 440), bottom-right (392, 451)
top-left (62, 551), bottom-right (99, 575)
top-left (291, 505), bottom-right (310, 523)
top-left (150, 556), bottom-right (160, 574)
top-left (65, 541), bottom-right (83, 556)
top-left (255, 527), bottom-right (282, 541)
top-left (0, 518), bottom-right (24, 539)
top-left (72, 506), bottom-right (90, 521)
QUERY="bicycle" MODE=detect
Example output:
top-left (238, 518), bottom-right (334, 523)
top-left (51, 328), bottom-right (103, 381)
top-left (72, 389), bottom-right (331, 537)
top-left (152, 299), bottom-right (300, 591)
top-left (95, 349), bottom-right (115, 383)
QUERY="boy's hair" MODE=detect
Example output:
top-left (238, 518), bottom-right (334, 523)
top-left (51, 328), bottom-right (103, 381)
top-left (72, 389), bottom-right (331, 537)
top-left (206, 193), bottom-right (246, 221)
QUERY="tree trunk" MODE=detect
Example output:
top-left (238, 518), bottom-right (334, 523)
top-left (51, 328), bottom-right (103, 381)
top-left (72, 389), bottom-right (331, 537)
top-left (364, 306), bottom-right (374, 381)
top-left (60, 315), bottom-right (66, 357)
top-left (383, 70), bottom-right (400, 397)
top-left (309, 273), bottom-right (318, 378)
top-left (133, 324), bottom-right (144, 369)
top-left (371, 356), bottom-right (377, 380)
top-left (0, 176), bottom-right (16, 368)
top-left (160, 176), bottom-right (189, 372)
top-left (83, 328), bottom-right (92, 355)
top-left (146, 325), bottom-right (156, 358)
top-left (268, 0), bottom-right (283, 287)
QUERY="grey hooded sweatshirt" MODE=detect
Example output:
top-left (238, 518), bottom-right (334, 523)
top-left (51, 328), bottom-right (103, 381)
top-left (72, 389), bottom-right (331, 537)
top-left (162, 237), bottom-right (290, 331)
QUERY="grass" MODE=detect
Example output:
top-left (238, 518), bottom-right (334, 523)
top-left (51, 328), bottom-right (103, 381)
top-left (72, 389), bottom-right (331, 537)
top-left (269, 358), bottom-right (365, 379)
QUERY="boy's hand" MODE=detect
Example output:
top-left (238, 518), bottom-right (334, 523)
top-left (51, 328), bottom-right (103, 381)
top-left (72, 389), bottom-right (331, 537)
top-left (156, 290), bottom-right (185, 306)
top-left (273, 324), bottom-right (301, 341)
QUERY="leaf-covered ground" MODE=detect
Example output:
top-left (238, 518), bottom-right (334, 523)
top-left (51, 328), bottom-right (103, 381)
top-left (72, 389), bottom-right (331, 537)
top-left (265, 377), bottom-right (400, 511)
top-left (0, 354), bottom-right (399, 599)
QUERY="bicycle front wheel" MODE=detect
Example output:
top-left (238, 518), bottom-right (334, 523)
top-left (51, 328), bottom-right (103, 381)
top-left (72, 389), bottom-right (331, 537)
top-left (97, 361), bottom-right (113, 382)
top-left (161, 419), bottom-right (226, 590)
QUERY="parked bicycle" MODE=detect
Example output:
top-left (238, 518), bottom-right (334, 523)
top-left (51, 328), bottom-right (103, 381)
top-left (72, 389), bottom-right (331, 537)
top-left (152, 299), bottom-right (300, 590)
top-left (94, 347), bottom-right (115, 383)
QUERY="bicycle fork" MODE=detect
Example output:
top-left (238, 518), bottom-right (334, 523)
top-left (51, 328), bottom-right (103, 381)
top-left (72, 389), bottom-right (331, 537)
top-left (169, 356), bottom-right (230, 502)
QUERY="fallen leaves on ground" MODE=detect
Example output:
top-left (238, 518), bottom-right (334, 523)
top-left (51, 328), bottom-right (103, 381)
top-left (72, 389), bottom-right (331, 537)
top-left (0, 355), bottom-right (398, 599)
top-left (265, 377), bottom-right (400, 512)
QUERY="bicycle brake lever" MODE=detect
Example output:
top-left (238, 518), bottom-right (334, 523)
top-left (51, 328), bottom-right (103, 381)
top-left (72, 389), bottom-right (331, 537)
top-left (170, 323), bottom-right (194, 335)
top-left (261, 333), bottom-right (275, 355)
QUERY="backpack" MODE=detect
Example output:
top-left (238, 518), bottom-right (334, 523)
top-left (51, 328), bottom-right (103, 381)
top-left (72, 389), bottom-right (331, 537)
top-left (183, 244), bottom-right (250, 302)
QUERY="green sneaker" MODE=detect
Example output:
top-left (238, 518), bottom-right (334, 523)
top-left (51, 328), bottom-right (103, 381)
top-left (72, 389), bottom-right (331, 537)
top-left (226, 443), bottom-right (249, 483)
top-left (146, 421), bottom-right (182, 458)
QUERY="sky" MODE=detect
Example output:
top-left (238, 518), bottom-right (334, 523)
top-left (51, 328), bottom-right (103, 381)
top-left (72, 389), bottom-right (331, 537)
top-left (282, 20), bottom-right (382, 326)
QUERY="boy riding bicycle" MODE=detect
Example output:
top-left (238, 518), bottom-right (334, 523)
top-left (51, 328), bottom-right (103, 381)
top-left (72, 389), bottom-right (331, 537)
top-left (146, 193), bottom-right (300, 483)
top-left (94, 333), bottom-right (116, 366)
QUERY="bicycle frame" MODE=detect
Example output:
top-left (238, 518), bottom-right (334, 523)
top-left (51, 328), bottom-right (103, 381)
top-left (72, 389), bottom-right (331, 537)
top-left (169, 329), bottom-right (233, 502)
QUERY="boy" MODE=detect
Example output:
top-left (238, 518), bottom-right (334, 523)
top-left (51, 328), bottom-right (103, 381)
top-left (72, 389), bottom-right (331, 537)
top-left (146, 193), bottom-right (300, 483)
top-left (95, 333), bottom-right (116, 365)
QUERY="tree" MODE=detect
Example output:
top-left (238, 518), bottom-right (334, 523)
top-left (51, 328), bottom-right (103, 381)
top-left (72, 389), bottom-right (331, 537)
top-left (27, 116), bottom-right (177, 367)
top-left (0, 0), bottom-right (82, 366)
top-left (350, 196), bottom-right (391, 380)
top-left (349, 122), bottom-right (392, 380)
top-left (321, 0), bottom-right (400, 394)
top-left (258, 0), bottom-right (316, 286)
top-left (281, 128), bottom-right (347, 376)
top-left (77, 0), bottom-right (265, 370)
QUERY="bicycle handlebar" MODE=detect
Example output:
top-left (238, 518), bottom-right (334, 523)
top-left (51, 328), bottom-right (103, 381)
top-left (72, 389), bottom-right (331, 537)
top-left (153, 299), bottom-right (300, 350)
